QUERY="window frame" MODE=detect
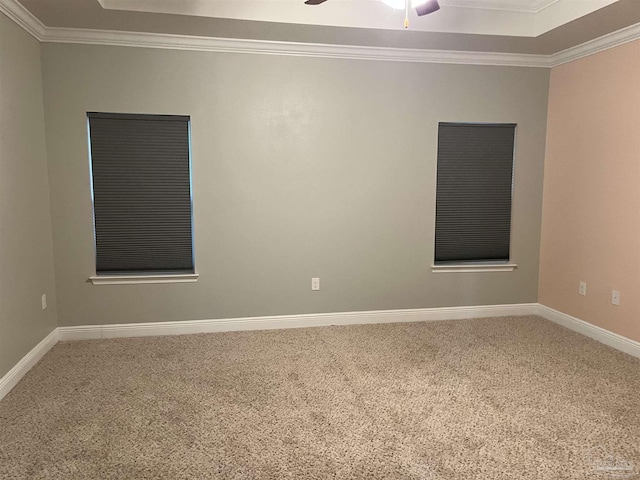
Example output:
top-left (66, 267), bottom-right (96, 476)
top-left (86, 112), bottom-right (198, 285)
top-left (431, 121), bottom-right (518, 273)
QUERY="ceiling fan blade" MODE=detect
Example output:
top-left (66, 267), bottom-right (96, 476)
top-left (415, 0), bottom-right (440, 16)
top-left (305, 0), bottom-right (328, 4)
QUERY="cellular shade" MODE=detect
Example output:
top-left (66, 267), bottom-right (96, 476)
top-left (88, 112), bottom-right (193, 274)
top-left (434, 123), bottom-right (516, 264)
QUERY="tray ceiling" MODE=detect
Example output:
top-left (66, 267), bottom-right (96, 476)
top-left (94, 0), bottom-right (616, 36)
top-left (6, 0), bottom-right (640, 59)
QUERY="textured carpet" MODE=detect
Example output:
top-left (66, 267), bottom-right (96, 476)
top-left (1, 315), bottom-right (640, 479)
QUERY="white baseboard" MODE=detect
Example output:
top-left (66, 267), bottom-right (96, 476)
top-left (0, 303), bottom-right (536, 401)
top-left (57, 303), bottom-right (539, 341)
top-left (537, 304), bottom-right (640, 359)
top-left (0, 328), bottom-right (59, 402)
top-left (4, 303), bottom-right (638, 403)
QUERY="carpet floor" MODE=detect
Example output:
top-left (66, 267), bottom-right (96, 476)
top-left (1, 315), bottom-right (639, 479)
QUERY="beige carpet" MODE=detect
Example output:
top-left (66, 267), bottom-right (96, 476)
top-left (1, 315), bottom-right (640, 479)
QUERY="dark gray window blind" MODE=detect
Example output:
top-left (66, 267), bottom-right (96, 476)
top-left (88, 112), bottom-right (194, 275)
top-left (434, 123), bottom-right (516, 264)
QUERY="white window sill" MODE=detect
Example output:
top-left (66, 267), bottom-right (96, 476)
top-left (431, 264), bottom-right (517, 273)
top-left (89, 273), bottom-right (199, 285)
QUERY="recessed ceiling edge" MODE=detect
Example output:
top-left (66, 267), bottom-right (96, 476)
top-left (1, 0), bottom-right (639, 68)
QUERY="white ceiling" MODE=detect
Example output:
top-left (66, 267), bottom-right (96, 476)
top-left (96, 0), bottom-right (618, 35)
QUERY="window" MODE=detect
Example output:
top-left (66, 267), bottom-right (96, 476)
top-left (433, 122), bottom-right (516, 271)
top-left (87, 112), bottom-right (196, 284)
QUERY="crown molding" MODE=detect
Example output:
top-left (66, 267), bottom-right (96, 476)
top-left (0, 0), bottom-right (45, 39)
top-left (443, 0), bottom-right (559, 14)
top-left (2, 0), bottom-right (639, 69)
top-left (38, 27), bottom-right (551, 67)
top-left (530, 0), bottom-right (560, 13)
top-left (548, 22), bottom-right (640, 67)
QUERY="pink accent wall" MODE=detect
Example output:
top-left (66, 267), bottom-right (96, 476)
top-left (539, 39), bottom-right (640, 342)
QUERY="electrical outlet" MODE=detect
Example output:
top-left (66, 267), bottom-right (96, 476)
top-left (41, 294), bottom-right (47, 310)
top-left (311, 277), bottom-right (320, 291)
top-left (579, 282), bottom-right (587, 296)
top-left (612, 290), bottom-right (620, 306)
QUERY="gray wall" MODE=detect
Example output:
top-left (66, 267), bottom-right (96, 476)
top-left (41, 43), bottom-right (549, 327)
top-left (0, 13), bottom-right (58, 377)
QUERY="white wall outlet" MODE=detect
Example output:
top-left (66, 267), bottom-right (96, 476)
top-left (311, 277), bottom-right (320, 291)
top-left (612, 290), bottom-right (620, 306)
top-left (579, 281), bottom-right (587, 296)
top-left (41, 294), bottom-right (47, 310)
